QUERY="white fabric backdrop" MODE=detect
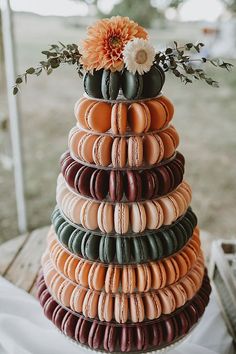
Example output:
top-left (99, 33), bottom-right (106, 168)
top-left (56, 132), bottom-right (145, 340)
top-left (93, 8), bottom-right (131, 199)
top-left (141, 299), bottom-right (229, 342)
top-left (0, 276), bottom-right (234, 354)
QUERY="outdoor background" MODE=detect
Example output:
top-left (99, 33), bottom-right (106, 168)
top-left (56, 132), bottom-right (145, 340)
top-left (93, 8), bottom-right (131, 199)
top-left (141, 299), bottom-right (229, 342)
top-left (0, 0), bottom-right (235, 243)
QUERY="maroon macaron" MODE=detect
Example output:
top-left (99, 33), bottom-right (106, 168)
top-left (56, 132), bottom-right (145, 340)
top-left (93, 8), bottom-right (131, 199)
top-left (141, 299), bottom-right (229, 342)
top-left (135, 325), bottom-right (149, 351)
top-left (109, 170), bottom-right (124, 202)
top-left (124, 171), bottom-right (142, 202)
top-left (65, 161), bottom-right (81, 189)
top-left (52, 305), bottom-right (67, 330)
top-left (60, 150), bottom-right (70, 166)
top-left (76, 166), bottom-right (94, 197)
top-left (43, 297), bottom-right (58, 320)
top-left (63, 313), bottom-right (78, 339)
top-left (75, 317), bottom-right (91, 344)
top-left (140, 170), bottom-right (158, 199)
top-left (90, 169), bottom-right (109, 200)
top-left (155, 166), bottom-right (171, 196)
top-left (149, 322), bottom-right (163, 347)
top-left (103, 325), bottom-right (118, 352)
top-left (88, 321), bottom-right (105, 349)
top-left (120, 326), bottom-right (132, 352)
top-left (61, 156), bottom-right (74, 177)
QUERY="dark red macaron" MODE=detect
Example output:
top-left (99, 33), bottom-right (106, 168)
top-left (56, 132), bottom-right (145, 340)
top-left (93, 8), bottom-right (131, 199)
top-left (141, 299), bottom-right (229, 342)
top-left (140, 170), bottom-right (158, 199)
top-left (88, 321), bottom-right (105, 350)
top-left (169, 160), bottom-right (183, 188)
top-left (162, 317), bottom-right (176, 344)
top-left (164, 165), bottom-right (175, 192)
top-left (52, 305), bottom-right (67, 330)
top-left (63, 313), bottom-right (78, 339)
top-left (120, 326), bottom-right (133, 352)
top-left (186, 303), bottom-right (199, 324)
top-left (61, 156), bottom-right (74, 177)
top-left (177, 310), bottom-right (190, 336)
top-left (155, 166), bottom-right (171, 196)
top-left (149, 322), bottom-right (163, 347)
top-left (65, 161), bottom-right (81, 189)
top-left (109, 170), bottom-right (124, 202)
top-left (175, 151), bottom-right (185, 167)
top-left (39, 288), bottom-right (50, 306)
top-left (135, 325), bottom-right (149, 351)
top-left (76, 166), bottom-right (94, 197)
top-left (75, 317), bottom-right (91, 344)
top-left (90, 169), bottom-right (109, 200)
top-left (103, 325), bottom-right (118, 352)
top-left (124, 171), bottom-right (142, 202)
top-left (43, 297), bottom-right (58, 320)
top-left (60, 150), bottom-right (70, 166)
top-left (37, 281), bottom-right (47, 300)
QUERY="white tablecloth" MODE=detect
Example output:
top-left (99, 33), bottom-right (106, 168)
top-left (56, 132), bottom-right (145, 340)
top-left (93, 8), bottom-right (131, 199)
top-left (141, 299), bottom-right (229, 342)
top-left (0, 276), bottom-right (234, 354)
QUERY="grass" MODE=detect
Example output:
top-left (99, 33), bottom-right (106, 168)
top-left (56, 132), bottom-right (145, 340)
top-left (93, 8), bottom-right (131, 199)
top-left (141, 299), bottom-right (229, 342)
top-left (0, 13), bottom-right (235, 243)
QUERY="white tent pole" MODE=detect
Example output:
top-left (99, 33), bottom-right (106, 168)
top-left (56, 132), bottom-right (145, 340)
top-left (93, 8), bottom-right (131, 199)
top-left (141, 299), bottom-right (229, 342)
top-left (1, 0), bottom-right (27, 233)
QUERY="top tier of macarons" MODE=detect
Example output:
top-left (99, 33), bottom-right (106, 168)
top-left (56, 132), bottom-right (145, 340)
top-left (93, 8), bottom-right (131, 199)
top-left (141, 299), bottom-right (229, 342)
top-left (83, 65), bottom-right (165, 101)
top-left (80, 16), bottom-right (165, 101)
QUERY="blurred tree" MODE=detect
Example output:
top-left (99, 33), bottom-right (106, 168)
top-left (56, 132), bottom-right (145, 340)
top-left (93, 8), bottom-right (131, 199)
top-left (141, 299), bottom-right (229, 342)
top-left (222, 0), bottom-right (236, 12)
top-left (110, 0), bottom-right (161, 27)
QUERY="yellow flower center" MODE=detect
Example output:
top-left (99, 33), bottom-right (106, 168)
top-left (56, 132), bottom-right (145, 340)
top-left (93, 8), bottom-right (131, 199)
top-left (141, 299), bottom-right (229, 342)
top-left (109, 36), bottom-right (122, 48)
top-left (135, 49), bottom-right (148, 64)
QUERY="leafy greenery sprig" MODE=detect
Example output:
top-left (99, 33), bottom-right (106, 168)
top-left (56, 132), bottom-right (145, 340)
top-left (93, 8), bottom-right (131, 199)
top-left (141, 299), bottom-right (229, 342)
top-left (155, 41), bottom-right (233, 87)
top-left (13, 42), bottom-right (83, 95)
top-left (13, 41), bottom-right (233, 94)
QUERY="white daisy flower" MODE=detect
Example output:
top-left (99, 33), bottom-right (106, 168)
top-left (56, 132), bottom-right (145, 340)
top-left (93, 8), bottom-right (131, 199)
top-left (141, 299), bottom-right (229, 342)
top-left (123, 38), bottom-right (156, 75)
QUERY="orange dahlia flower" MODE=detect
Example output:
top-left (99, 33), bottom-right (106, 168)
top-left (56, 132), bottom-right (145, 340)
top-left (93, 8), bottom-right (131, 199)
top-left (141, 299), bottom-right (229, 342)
top-left (81, 16), bottom-right (148, 72)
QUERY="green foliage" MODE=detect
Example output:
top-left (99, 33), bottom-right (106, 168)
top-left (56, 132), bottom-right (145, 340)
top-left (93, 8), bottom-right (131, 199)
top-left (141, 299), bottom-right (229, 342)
top-left (155, 41), bottom-right (233, 87)
top-left (13, 40), bottom-right (233, 94)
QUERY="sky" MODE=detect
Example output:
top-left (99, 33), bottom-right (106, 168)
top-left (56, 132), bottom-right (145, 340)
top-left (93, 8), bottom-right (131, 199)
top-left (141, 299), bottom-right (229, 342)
top-left (9, 0), bottom-right (225, 21)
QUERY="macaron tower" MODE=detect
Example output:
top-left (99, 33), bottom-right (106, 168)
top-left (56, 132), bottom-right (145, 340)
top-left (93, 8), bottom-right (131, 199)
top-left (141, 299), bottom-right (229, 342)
top-left (37, 16), bottom-right (212, 353)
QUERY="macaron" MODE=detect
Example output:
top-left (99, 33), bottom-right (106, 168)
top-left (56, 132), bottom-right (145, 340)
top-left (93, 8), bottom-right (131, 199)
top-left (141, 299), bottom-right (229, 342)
top-left (83, 69), bottom-right (103, 98)
top-left (99, 236), bottom-right (116, 263)
top-left (145, 99), bottom-right (168, 130)
top-left (101, 70), bottom-right (121, 100)
top-left (90, 169), bottom-right (109, 200)
top-left (128, 136), bottom-right (143, 167)
top-left (142, 64), bottom-right (165, 98)
top-left (129, 294), bottom-right (145, 322)
top-left (111, 137), bottom-right (127, 168)
top-left (80, 200), bottom-right (99, 230)
top-left (127, 102), bottom-right (151, 134)
top-left (124, 171), bottom-right (142, 202)
top-left (111, 102), bottom-right (127, 135)
top-left (130, 203), bottom-right (146, 233)
top-left (93, 135), bottom-right (113, 167)
top-left (114, 293), bottom-right (128, 323)
top-left (78, 132), bottom-right (98, 163)
top-left (109, 170), bottom-right (123, 202)
top-left (121, 69), bottom-right (143, 100)
top-left (114, 203), bottom-right (129, 234)
top-left (81, 232), bottom-right (100, 260)
top-left (143, 134), bottom-right (164, 165)
top-left (97, 202), bottom-right (114, 233)
top-left (75, 99), bottom-right (112, 133)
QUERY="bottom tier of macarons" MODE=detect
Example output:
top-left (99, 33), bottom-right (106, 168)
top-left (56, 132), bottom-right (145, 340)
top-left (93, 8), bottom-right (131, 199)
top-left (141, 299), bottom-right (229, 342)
top-left (37, 272), bottom-right (211, 353)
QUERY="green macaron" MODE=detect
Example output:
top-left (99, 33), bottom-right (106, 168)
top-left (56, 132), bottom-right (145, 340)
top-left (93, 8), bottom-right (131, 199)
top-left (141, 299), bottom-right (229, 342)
top-left (83, 69), bottom-right (103, 98)
top-left (59, 223), bottom-right (75, 247)
top-left (81, 232), bottom-right (100, 261)
top-left (116, 237), bottom-right (131, 264)
top-left (142, 64), bottom-right (165, 98)
top-left (121, 69), bottom-right (143, 100)
top-left (68, 229), bottom-right (85, 255)
top-left (131, 237), bottom-right (149, 263)
top-left (99, 236), bottom-right (116, 263)
top-left (161, 230), bottom-right (175, 256)
top-left (101, 70), bottom-right (121, 100)
top-left (146, 233), bottom-right (163, 261)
